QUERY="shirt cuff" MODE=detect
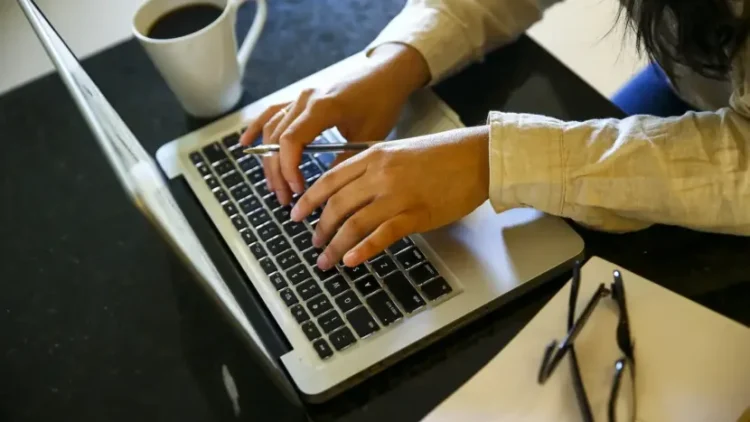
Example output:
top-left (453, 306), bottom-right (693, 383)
top-left (487, 111), bottom-right (566, 215)
top-left (364, 5), bottom-right (473, 85)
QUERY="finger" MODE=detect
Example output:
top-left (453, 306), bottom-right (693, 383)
top-left (290, 155), bottom-right (368, 222)
top-left (240, 103), bottom-right (289, 146)
top-left (329, 151), bottom-right (357, 168)
top-left (342, 211), bottom-right (421, 267)
top-left (261, 109), bottom-right (288, 198)
top-left (269, 91), bottom-right (314, 195)
top-left (316, 200), bottom-right (400, 270)
top-left (312, 179), bottom-right (377, 248)
top-left (279, 96), bottom-right (341, 192)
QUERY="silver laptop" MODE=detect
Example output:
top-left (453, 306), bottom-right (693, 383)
top-left (19, 0), bottom-right (584, 403)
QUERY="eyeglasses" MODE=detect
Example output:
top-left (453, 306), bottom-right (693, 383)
top-left (537, 261), bottom-right (636, 422)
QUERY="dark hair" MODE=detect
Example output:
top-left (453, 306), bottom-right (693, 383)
top-left (619, 0), bottom-right (750, 80)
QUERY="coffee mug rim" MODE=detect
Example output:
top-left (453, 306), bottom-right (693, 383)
top-left (132, 0), bottom-right (232, 45)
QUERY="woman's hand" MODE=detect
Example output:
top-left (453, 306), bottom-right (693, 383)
top-left (239, 43), bottom-right (431, 205)
top-left (290, 126), bottom-right (491, 270)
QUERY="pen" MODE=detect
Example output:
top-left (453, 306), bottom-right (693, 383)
top-left (244, 142), bottom-right (377, 155)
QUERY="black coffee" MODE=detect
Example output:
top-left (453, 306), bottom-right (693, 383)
top-left (147, 4), bottom-right (224, 39)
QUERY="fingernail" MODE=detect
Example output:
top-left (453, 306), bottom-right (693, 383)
top-left (343, 250), bottom-right (358, 266)
top-left (290, 205), bottom-right (302, 221)
top-left (317, 252), bottom-right (332, 270)
top-left (291, 181), bottom-right (304, 194)
top-left (312, 233), bottom-right (323, 248)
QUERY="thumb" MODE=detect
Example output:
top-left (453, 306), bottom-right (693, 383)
top-left (329, 151), bottom-right (358, 169)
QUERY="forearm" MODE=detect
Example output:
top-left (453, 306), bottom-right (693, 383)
top-left (488, 109), bottom-right (750, 235)
top-left (366, 43), bottom-right (431, 99)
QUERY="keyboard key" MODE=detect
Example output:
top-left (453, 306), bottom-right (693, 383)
top-left (263, 193), bottom-right (281, 210)
top-left (421, 277), bottom-right (452, 301)
top-left (266, 236), bottom-right (291, 256)
top-left (248, 210), bottom-right (271, 228)
top-left (269, 273), bottom-right (287, 291)
top-left (214, 160), bottom-right (235, 176)
top-left (307, 294), bottom-right (333, 317)
top-left (239, 156), bottom-right (260, 173)
top-left (231, 215), bottom-right (248, 231)
top-left (277, 250), bottom-right (301, 270)
top-left (274, 207), bottom-right (293, 223)
top-left (300, 162), bottom-right (323, 181)
top-left (249, 243), bottom-right (266, 259)
top-left (259, 257), bottom-right (277, 275)
top-left (222, 202), bottom-right (238, 217)
top-left (240, 229), bottom-right (256, 245)
top-left (302, 248), bottom-right (322, 267)
top-left (371, 256), bottom-right (397, 277)
top-left (323, 275), bottom-right (349, 296)
top-left (246, 168), bottom-right (265, 184)
top-left (290, 304), bottom-right (310, 323)
top-left (343, 264), bottom-right (368, 281)
top-left (388, 237), bottom-right (413, 254)
top-left (383, 272), bottom-right (425, 313)
top-left (296, 279), bottom-right (322, 301)
top-left (314, 265), bottom-right (339, 282)
top-left (301, 321), bottom-right (321, 341)
top-left (205, 176), bottom-right (220, 190)
top-left (317, 310), bottom-right (344, 334)
top-left (367, 291), bottom-right (402, 326)
top-left (329, 327), bottom-right (356, 351)
top-left (409, 263), bottom-right (439, 285)
top-left (346, 307), bottom-right (379, 338)
top-left (354, 275), bottom-right (380, 296)
top-left (306, 208), bottom-right (322, 223)
top-left (301, 154), bottom-right (313, 165)
top-left (255, 182), bottom-right (271, 197)
top-left (280, 288), bottom-right (298, 306)
top-left (367, 251), bottom-right (388, 263)
top-left (230, 183), bottom-right (253, 201)
top-left (222, 133), bottom-right (240, 149)
top-left (239, 196), bottom-right (262, 214)
top-left (231, 148), bottom-right (246, 160)
top-left (222, 171), bottom-right (244, 188)
top-left (312, 339), bottom-right (333, 360)
top-left (293, 232), bottom-right (313, 251)
top-left (189, 151), bottom-right (204, 164)
top-left (257, 222), bottom-right (281, 241)
top-left (214, 189), bottom-right (229, 203)
top-left (335, 290), bottom-right (361, 313)
top-left (196, 163), bottom-right (211, 176)
top-left (395, 248), bottom-right (425, 270)
top-left (286, 265), bottom-right (311, 285)
top-left (202, 142), bottom-right (226, 163)
top-left (283, 221), bottom-right (306, 237)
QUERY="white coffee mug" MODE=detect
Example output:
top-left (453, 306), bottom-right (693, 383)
top-left (132, 0), bottom-right (267, 118)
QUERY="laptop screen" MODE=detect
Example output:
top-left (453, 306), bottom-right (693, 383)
top-left (15, 0), bottom-right (289, 391)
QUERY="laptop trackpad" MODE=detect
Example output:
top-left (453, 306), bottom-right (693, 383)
top-left (420, 203), bottom-right (583, 294)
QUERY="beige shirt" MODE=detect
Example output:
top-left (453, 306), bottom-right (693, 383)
top-left (366, 0), bottom-right (750, 236)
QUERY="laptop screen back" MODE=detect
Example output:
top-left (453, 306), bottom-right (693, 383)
top-left (15, 0), bottom-right (292, 397)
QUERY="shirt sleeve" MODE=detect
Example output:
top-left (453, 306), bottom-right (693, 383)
top-left (487, 60), bottom-right (750, 235)
top-left (365, 0), bottom-right (563, 84)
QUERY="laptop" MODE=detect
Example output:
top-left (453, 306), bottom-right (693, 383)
top-left (19, 0), bottom-right (584, 403)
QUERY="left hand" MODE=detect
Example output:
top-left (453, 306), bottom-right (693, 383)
top-left (290, 126), bottom-right (491, 270)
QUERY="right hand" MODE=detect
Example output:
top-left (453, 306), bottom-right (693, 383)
top-left (239, 43), bottom-right (431, 205)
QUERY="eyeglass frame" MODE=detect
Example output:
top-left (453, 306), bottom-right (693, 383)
top-left (536, 261), bottom-right (637, 422)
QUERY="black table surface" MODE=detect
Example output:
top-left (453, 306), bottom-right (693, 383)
top-left (1, 1), bottom-right (748, 421)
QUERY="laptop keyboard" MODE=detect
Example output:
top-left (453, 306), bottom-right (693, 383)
top-left (189, 132), bottom-right (453, 360)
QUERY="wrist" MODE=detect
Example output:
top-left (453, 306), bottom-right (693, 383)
top-left (366, 43), bottom-right (431, 98)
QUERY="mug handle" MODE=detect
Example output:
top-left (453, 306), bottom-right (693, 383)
top-left (229, 0), bottom-right (268, 75)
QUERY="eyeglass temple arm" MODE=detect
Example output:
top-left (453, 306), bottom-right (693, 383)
top-left (537, 283), bottom-right (610, 383)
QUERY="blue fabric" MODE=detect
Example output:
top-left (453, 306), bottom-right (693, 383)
top-left (612, 63), bottom-right (695, 117)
